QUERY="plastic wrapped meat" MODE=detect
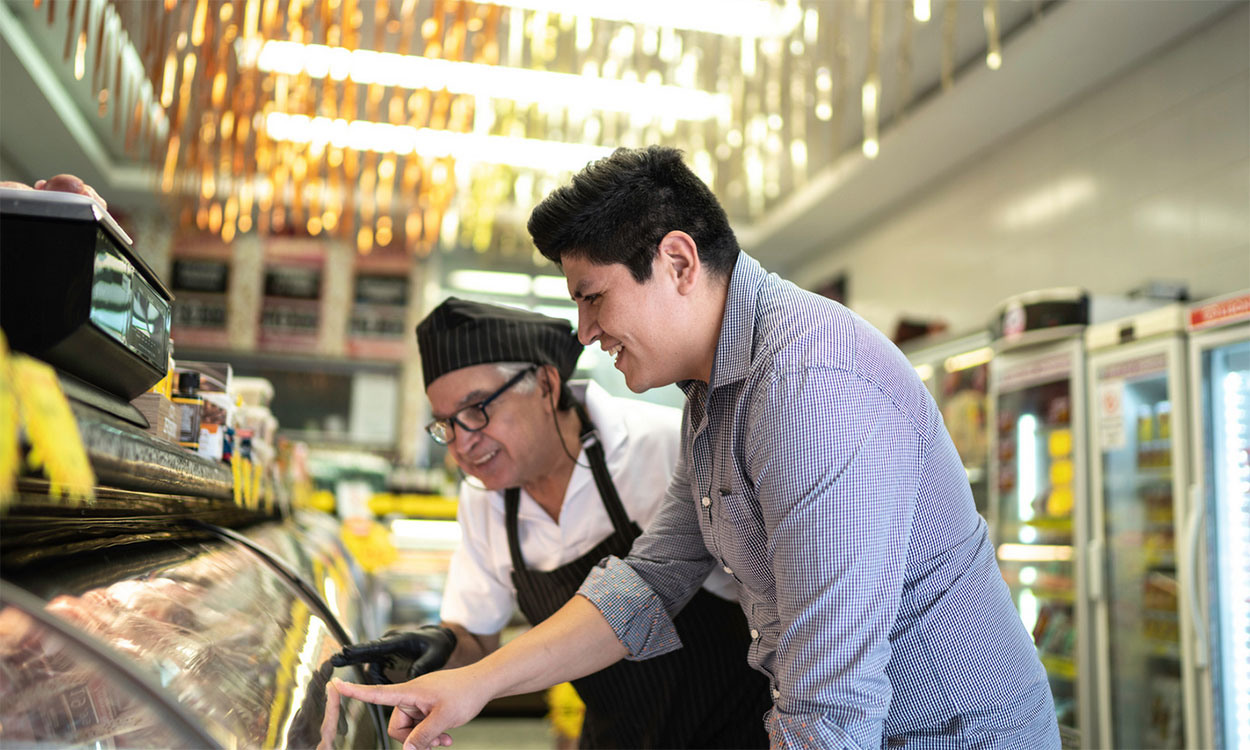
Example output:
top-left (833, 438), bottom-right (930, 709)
top-left (0, 605), bottom-right (183, 748)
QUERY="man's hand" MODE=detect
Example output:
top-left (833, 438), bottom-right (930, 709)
top-left (332, 667), bottom-right (491, 750)
top-left (331, 626), bottom-right (458, 683)
top-left (0, 174), bottom-right (107, 211)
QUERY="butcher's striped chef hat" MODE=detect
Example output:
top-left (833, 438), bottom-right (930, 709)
top-left (416, 297), bottom-right (583, 388)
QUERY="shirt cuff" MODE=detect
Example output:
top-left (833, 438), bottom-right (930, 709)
top-left (576, 555), bottom-right (683, 661)
top-left (767, 709), bottom-right (868, 750)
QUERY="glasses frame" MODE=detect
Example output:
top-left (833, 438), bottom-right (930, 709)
top-left (425, 365), bottom-right (538, 445)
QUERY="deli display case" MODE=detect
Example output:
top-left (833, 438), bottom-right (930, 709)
top-left (0, 496), bottom-right (389, 750)
top-left (0, 189), bottom-right (391, 749)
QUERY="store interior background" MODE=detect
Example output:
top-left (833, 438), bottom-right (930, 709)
top-left (1, 0), bottom-right (1248, 746)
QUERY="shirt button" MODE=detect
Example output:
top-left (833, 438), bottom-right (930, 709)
top-left (750, 629), bottom-right (759, 639)
top-left (701, 496), bottom-right (711, 507)
top-left (722, 565), bottom-right (733, 575)
top-left (771, 688), bottom-right (781, 700)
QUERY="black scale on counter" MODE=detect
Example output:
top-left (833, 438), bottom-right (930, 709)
top-left (0, 187), bottom-right (174, 426)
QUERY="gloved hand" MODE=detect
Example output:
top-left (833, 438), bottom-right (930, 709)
top-left (330, 625), bottom-right (458, 684)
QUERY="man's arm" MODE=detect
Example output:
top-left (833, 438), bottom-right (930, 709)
top-left (440, 622), bottom-right (498, 668)
top-left (334, 595), bottom-right (625, 750)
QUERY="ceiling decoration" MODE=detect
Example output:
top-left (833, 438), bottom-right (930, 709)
top-left (15, 0), bottom-right (1044, 264)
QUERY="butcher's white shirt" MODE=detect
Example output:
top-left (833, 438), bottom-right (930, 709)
top-left (440, 380), bottom-right (737, 635)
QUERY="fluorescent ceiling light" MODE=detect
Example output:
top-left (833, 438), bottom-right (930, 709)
top-left (532, 275), bottom-right (572, 300)
top-left (242, 40), bottom-right (730, 121)
top-left (265, 112), bottom-right (612, 171)
top-left (390, 519), bottom-right (461, 548)
top-left (944, 346), bottom-right (993, 373)
top-left (534, 305), bottom-right (577, 325)
top-left (483, 0), bottom-right (802, 38)
top-left (996, 543), bottom-right (1074, 562)
top-left (447, 269), bottom-right (534, 296)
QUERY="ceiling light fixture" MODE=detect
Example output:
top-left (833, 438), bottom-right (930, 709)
top-left (264, 113), bottom-right (613, 172)
top-left (240, 40), bottom-right (731, 122)
top-left (914, 0), bottom-right (932, 23)
top-left (482, 0), bottom-right (803, 38)
top-left (447, 270), bottom-right (534, 296)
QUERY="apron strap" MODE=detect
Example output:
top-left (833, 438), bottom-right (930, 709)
top-left (504, 404), bottom-right (637, 574)
top-left (574, 403), bottom-right (635, 541)
top-left (503, 487), bottom-right (528, 574)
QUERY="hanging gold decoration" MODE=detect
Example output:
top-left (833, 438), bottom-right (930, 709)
top-left (984, 0), bottom-right (1002, 71)
top-left (24, 0), bottom-right (1046, 263)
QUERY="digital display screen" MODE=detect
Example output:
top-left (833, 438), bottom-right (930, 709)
top-left (88, 229), bottom-right (170, 372)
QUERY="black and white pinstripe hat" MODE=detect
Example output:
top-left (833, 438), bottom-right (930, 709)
top-left (416, 297), bottom-right (584, 388)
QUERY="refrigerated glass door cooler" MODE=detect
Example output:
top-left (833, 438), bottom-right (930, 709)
top-left (1187, 291), bottom-right (1250, 750)
top-left (1085, 305), bottom-right (1193, 750)
top-left (989, 292), bottom-right (1094, 747)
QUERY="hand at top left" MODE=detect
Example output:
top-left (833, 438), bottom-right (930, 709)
top-left (0, 173), bottom-right (107, 211)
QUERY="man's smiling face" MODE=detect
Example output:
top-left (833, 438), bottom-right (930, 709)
top-left (563, 253), bottom-right (689, 393)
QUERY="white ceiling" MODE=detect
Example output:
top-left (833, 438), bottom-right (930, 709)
top-left (739, 0), bottom-right (1243, 275)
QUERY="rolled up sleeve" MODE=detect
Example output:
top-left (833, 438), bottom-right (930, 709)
top-left (577, 555), bottom-right (684, 660)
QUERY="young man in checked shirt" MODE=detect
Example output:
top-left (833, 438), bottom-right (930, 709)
top-left (335, 147), bottom-right (1061, 750)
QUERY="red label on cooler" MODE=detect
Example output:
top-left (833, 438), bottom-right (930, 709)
top-left (1188, 293), bottom-right (1250, 330)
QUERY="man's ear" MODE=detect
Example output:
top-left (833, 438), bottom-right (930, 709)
top-left (538, 365), bottom-right (558, 399)
top-left (657, 230), bottom-right (700, 295)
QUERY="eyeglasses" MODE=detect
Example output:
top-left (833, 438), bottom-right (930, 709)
top-left (425, 365), bottom-right (537, 445)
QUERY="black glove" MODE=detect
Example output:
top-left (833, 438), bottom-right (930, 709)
top-left (331, 625), bottom-right (458, 684)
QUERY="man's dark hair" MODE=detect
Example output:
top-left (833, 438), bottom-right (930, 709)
top-left (528, 146), bottom-right (740, 282)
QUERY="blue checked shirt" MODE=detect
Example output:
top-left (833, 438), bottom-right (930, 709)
top-left (579, 253), bottom-right (1060, 750)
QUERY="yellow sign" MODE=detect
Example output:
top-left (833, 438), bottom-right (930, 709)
top-left (4, 347), bottom-right (96, 509)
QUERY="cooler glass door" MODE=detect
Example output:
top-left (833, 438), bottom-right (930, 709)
top-left (991, 343), bottom-right (1085, 741)
top-left (1195, 332), bottom-right (1250, 750)
top-left (1089, 340), bottom-right (1189, 749)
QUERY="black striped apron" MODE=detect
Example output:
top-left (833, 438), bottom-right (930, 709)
top-left (504, 412), bottom-right (770, 749)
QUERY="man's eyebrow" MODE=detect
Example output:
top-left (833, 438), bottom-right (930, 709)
top-left (432, 387), bottom-right (491, 418)
top-left (570, 280), bottom-right (592, 300)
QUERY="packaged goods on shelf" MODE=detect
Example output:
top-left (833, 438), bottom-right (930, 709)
top-left (232, 377), bottom-right (275, 408)
top-left (132, 392), bottom-right (179, 444)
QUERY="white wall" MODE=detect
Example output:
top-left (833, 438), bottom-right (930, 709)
top-left (793, 6), bottom-right (1249, 337)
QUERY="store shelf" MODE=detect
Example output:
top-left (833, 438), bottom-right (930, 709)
top-left (1023, 586), bottom-right (1077, 603)
top-left (70, 399), bottom-right (235, 501)
top-left (1041, 655), bottom-right (1078, 681)
top-left (1145, 551), bottom-right (1177, 567)
top-left (3, 478), bottom-right (275, 568)
top-left (1145, 638), bottom-right (1182, 661)
top-left (1021, 518), bottom-right (1074, 534)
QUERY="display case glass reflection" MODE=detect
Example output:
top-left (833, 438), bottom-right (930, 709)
top-left (2, 535), bottom-right (379, 749)
top-left (0, 605), bottom-right (196, 748)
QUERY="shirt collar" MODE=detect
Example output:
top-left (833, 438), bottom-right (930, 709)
top-left (685, 251), bottom-right (766, 393)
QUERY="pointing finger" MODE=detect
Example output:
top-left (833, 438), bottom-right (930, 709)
top-left (331, 678), bottom-right (417, 707)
